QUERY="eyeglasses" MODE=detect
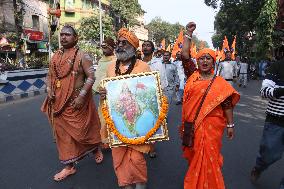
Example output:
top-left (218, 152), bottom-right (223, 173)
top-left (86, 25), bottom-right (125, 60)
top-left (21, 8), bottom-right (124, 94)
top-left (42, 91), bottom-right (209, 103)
top-left (116, 40), bottom-right (128, 46)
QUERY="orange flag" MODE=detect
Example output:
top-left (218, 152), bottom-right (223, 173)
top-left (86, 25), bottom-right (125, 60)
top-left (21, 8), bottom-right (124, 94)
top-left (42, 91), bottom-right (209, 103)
top-left (220, 36), bottom-right (229, 61)
top-left (166, 44), bottom-right (171, 52)
top-left (190, 42), bottom-right (197, 58)
top-left (216, 48), bottom-right (223, 62)
top-left (231, 35), bottom-right (236, 60)
top-left (160, 38), bottom-right (166, 50)
top-left (199, 41), bottom-right (205, 50)
top-left (172, 29), bottom-right (183, 58)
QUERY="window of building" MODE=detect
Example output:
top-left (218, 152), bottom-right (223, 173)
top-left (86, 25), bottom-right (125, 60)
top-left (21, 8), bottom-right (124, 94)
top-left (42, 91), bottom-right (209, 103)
top-left (65, 0), bottom-right (75, 13)
top-left (82, 0), bottom-right (93, 10)
top-left (32, 15), bottom-right (40, 30)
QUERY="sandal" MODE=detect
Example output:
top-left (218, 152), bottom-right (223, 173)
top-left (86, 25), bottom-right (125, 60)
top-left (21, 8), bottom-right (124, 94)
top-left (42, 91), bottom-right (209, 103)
top-left (94, 148), bottom-right (104, 164)
top-left (53, 167), bottom-right (76, 181)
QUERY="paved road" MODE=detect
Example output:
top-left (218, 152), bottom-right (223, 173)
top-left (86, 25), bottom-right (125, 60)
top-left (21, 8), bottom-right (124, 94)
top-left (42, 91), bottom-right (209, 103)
top-left (0, 80), bottom-right (283, 189)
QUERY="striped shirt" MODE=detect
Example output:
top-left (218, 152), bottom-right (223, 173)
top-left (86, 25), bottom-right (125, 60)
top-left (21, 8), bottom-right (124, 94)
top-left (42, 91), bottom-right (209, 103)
top-left (260, 61), bottom-right (284, 123)
top-left (260, 79), bottom-right (284, 116)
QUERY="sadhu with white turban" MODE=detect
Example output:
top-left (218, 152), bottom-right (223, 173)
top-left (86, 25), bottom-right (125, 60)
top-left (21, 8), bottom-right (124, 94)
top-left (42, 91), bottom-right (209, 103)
top-left (99, 28), bottom-right (151, 189)
top-left (180, 22), bottom-right (240, 189)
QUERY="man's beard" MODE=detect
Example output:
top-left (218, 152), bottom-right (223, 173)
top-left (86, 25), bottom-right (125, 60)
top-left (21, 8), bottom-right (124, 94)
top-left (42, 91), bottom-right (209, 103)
top-left (115, 47), bottom-right (136, 62)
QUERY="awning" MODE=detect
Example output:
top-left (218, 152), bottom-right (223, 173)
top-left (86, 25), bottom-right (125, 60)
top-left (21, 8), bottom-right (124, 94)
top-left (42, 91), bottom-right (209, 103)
top-left (23, 29), bottom-right (44, 41)
top-left (37, 42), bottom-right (48, 49)
top-left (0, 37), bottom-right (10, 47)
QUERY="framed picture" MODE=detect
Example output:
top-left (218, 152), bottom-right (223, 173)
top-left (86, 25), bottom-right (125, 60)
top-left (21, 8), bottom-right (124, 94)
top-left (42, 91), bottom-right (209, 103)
top-left (101, 71), bottom-right (169, 148)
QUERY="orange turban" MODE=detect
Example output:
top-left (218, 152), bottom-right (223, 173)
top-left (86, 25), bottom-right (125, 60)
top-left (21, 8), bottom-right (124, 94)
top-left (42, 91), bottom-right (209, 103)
top-left (117, 28), bottom-right (139, 49)
top-left (196, 48), bottom-right (216, 62)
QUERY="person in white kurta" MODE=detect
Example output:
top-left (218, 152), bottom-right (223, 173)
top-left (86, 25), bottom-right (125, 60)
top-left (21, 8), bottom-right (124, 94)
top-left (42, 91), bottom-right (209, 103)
top-left (217, 51), bottom-right (238, 86)
top-left (173, 51), bottom-right (185, 105)
top-left (238, 58), bottom-right (249, 88)
top-left (142, 40), bottom-right (168, 159)
top-left (142, 41), bottom-right (168, 91)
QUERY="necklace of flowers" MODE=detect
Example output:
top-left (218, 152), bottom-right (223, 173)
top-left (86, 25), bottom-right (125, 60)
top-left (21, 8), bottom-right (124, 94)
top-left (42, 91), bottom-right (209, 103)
top-left (101, 96), bottom-right (168, 145)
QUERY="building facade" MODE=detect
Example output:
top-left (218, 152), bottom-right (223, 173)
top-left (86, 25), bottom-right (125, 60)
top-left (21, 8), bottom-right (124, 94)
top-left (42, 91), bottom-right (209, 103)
top-left (130, 15), bottom-right (149, 48)
top-left (0, 0), bottom-right (49, 56)
top-left (58, 0), bottom-right (110, 27)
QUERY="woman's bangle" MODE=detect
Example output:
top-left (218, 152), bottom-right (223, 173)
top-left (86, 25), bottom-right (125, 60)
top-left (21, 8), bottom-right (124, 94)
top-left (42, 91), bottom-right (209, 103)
top-left (227, 123), bottom-right (235, 128)
top-left (79, 89), bottom-right (87, 97)
top-left (184, 34), bottom-right (192, 40)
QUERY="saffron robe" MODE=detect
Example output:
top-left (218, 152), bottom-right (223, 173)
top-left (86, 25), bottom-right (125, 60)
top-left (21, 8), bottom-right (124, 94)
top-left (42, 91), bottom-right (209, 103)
top-left (41, 48), bottom-right (101, 164)
top-left (182, 75), bottom-right (240, 189)
top-left (106, 60), bottom-right (151, 186)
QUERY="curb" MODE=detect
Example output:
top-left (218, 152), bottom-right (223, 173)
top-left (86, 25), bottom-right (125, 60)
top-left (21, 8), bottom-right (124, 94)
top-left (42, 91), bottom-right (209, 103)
top-left (0, 89), bottom-right (47, 104)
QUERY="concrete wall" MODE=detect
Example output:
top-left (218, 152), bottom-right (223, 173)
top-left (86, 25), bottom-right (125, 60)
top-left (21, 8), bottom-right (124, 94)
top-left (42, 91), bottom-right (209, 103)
top-left (22, 0), bottom-right (49, 40)
top-left (0, 69), bottom-right (48, 103)
top-left (0, 0), bottom-right (16, 33)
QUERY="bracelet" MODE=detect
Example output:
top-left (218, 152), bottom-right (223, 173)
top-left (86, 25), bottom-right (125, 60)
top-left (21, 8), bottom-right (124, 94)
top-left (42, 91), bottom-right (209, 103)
top-left (184, 34), bottom-right (192, 40)
top-left (227, 123), bottom-right (235, 128)
top-left (79, 89), bottom-right (87, 97)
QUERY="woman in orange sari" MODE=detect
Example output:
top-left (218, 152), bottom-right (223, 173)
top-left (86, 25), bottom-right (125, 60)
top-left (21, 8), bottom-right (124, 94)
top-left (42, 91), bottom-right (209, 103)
top-left (181, 22), bottom-right (240, 189)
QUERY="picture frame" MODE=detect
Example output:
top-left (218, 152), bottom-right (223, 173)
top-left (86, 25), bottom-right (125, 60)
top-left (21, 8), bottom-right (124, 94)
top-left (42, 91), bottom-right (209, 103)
top-left (101, 71), bottom-right (169, 148)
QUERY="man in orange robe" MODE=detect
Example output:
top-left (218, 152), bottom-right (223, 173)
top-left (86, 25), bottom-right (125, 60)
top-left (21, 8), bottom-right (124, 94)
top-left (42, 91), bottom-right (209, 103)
top-left (181, 22), bottom-right (240, 189)
top-left (41, 25), bottom-right (102, 181)
top-left (100, 28), bottom-right (151, 189)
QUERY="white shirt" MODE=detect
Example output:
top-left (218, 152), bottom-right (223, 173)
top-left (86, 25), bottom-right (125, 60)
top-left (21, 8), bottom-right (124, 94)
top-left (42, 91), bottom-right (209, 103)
top-left (146, 57), bottom-right (168, 90)
top-left (173, 60), bottom-right (185, 89)
top-left (239, 62), bottom-right (248, 74)
top-left (217, 60), bottom-right (238, 80)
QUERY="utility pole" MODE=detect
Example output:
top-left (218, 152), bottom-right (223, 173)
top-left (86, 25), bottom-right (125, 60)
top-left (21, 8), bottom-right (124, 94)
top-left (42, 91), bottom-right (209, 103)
top-left (13, 0), bottom-right (24, 65)
top-left (99, 0), bottom-right (103, 45)
top-left (48, 0), bottom-right (51, 61)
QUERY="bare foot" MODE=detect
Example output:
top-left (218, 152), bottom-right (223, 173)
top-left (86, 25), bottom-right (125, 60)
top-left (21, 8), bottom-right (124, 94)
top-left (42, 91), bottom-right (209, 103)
top-left (53, 167), bottom-right (76, 181)
top-left (94, 148), bottom-right (103, 164)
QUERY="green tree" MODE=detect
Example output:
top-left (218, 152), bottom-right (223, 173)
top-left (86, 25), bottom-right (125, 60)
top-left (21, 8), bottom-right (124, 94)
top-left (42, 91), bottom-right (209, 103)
top-left (146, 17), bottom-right (184, 46)
top-left (110, 0), bottom-right (144, 29)
top-left (12, 0), bottom-right (25, 62)
top-left (77, 11), bottom-right (115, 42)
top-left (147, 17), bottom-right (209, 49)
top-left (204, 0), bottom-right (219, 9)
top-left (191, 35), bottom-right (209, 49)
top-left (205, 0), bottom-right (284, 60)
top-left (205, 0), bottom-right (265, 57)
top-left (78, 41), bottom-right (102, 60)
top-left (255, 0), bottom-right (278, 59)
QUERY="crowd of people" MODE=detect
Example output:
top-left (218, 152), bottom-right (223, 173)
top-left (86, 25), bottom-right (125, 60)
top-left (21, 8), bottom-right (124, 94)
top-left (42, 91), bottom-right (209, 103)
top-left (41, 21), bottom-right (283, 189)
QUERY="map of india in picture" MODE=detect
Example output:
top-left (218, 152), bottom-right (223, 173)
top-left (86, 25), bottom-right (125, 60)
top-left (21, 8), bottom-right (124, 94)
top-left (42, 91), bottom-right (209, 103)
top-left (105, 74), bottom-right (164, 139)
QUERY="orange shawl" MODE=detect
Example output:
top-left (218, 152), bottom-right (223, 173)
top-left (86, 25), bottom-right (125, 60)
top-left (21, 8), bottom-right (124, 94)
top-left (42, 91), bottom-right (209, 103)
top-left (41, 48), bottom-right (101, 162)
top-left (42, 48), bottom-right (79, 115)
top-left (182, 72), bottom-right (240, 189)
